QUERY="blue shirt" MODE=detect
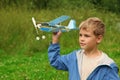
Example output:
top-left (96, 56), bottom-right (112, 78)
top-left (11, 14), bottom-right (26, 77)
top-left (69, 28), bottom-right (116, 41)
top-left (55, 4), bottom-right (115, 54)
top-left (48, 43), bottom-right (120, 80)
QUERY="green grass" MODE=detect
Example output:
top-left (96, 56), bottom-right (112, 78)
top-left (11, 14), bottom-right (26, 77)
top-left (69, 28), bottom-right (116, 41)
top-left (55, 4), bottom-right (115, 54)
top-left (0, 53), bottom-right (68, 80)
top-left (0, 7), bottom-right (120, 79)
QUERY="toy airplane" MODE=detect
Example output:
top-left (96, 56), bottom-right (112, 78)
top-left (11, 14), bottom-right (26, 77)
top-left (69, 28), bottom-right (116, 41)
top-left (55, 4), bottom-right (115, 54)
top-left (32, 15), bottom-right (78, 33)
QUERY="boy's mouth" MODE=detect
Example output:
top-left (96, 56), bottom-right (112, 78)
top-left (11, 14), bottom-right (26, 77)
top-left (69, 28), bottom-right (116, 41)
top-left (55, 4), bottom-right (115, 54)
top-left (80, 43), bottom-right (86, 46)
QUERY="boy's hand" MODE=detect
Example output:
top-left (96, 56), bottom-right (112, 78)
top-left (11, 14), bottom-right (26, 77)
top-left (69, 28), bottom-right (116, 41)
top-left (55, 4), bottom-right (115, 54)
top-left (52, 31), bottom-right (62, 44)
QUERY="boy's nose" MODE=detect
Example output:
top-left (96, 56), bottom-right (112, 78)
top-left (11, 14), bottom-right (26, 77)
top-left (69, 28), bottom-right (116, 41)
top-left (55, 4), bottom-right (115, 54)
top-left (79, 36), bottom-right (85, 41)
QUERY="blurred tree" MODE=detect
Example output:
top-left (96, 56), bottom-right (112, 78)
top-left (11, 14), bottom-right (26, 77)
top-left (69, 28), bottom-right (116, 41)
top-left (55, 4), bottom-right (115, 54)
top-left (0, 0), bottom-right (119, 13)
top-left (33, 0), bottom-right (49, 9)
top-left (89, 0), bottom-right (120, 13)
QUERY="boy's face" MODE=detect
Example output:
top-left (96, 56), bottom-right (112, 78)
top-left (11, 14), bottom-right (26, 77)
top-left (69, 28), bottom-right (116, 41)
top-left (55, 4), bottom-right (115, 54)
top-left (79, 28), bottom-right (102, 51)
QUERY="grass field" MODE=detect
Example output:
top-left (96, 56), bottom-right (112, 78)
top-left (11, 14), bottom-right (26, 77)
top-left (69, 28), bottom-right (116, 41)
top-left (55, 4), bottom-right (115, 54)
top-left (0, 52), bottom-right (68, 80)
top-left (0, 7), bottom-right (120, 79)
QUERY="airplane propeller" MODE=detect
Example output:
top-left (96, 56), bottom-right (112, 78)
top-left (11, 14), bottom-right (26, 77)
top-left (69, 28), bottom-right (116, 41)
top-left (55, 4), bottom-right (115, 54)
top-left (32, 17), bottom-right (46, 40)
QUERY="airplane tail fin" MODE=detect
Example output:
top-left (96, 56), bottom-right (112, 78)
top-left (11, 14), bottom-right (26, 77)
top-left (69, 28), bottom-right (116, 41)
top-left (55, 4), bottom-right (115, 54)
top-left (67, 19), bottom-right (77, 29)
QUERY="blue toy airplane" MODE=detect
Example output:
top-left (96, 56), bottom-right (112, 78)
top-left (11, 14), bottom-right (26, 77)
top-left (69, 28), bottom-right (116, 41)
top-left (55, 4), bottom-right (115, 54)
top-left (32, 15), bottom-right (78, 33)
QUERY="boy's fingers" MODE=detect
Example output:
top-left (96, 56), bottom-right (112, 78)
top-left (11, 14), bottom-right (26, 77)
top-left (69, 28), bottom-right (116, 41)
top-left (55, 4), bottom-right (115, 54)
top-left (53, 32), bottom-right (58, 35)
top-left (53, 30), bottom-right (62, 35)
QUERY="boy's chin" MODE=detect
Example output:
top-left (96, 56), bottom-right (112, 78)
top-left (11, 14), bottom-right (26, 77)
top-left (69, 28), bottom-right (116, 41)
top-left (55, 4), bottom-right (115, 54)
top-left (80, 46), bottom-right (88, 50)
top-left (80, 46), bottom-right (85, 49)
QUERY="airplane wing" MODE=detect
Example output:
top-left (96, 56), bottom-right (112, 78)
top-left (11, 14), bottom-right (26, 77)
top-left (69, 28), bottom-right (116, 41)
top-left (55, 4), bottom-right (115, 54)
top-left (39, 27), bottom-right (60, 32)
top-left (40, 27), bottom-right (53, 32)
top-left (48, 15), bottom-right (70, 26)
top-left (39, 27), bottom-right (72, 32)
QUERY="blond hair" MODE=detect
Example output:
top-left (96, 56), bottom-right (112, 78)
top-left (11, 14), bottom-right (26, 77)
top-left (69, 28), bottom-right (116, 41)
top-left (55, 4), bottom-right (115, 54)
top-left (79, 17), bottom-right (105, 36)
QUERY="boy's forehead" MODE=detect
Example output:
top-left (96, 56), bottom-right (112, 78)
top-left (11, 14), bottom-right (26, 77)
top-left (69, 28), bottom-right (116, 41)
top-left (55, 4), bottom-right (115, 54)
top-left (79, 28), bottom-right (95, 35)
top-left (80, 27), bottom-right (93, 33)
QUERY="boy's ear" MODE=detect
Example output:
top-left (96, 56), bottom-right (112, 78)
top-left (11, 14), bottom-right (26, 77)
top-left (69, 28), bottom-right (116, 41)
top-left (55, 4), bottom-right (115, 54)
top-left (97, 35), bottom-right (103, 44)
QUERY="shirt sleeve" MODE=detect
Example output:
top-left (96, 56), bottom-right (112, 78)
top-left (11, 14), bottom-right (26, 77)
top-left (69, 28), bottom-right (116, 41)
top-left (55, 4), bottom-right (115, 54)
top-left (48, 43), bottom-right (75, 71)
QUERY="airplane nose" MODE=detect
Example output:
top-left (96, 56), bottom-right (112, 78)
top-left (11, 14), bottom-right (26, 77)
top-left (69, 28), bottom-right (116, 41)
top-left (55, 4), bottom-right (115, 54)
top-left (37, 24), bottom-right (41, 28)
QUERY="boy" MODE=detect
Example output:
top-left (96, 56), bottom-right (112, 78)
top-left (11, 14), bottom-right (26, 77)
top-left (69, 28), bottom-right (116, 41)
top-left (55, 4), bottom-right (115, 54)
top-left (48, 17), bottom-right (120, 80)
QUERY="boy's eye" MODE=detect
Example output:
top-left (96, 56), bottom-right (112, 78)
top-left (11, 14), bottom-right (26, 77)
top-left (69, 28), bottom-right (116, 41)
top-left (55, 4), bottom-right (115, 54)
top-left (79, 34), bottom-right (82, 36)
top-left (84, 34), bottom-right (90, 37)
top-left (79, 33), bottom-right (91, 37)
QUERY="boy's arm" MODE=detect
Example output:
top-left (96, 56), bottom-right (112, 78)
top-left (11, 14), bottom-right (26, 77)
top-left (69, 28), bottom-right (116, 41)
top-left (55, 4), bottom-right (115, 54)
top-left (48, 31), bottom-right (69, 70)
top-left (48, 43), bottom-right (69, 70)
